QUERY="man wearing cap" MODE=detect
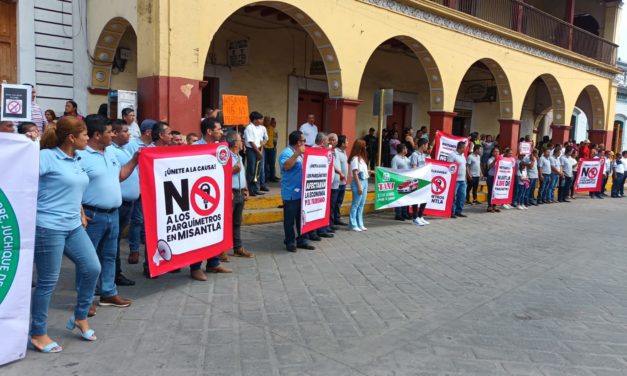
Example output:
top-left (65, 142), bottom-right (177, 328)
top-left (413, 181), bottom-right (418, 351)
top-left (78, 114), bottom-right (139, 308)
top-left (581, 139), bottom-right (591, 159)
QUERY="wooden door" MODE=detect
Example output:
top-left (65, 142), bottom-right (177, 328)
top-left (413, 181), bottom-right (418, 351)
top-left (298, 91), bottom-right (325, 131)
top-left (0, 1), bottom-right (17, 83)
top-left (386, 102), bottom-right (407, 132)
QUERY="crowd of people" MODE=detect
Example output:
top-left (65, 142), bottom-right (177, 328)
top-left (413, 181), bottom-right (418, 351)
top-left (1, 86), bottom-right (626, 355)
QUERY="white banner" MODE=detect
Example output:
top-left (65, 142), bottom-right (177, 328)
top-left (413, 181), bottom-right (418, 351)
top-left (0, 134), bottom-right (38, 365)
top-left (574, 158), bottom-right (605, 192)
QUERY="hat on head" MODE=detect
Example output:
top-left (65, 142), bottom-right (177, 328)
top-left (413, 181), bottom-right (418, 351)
top-left (583, 139), bottom-right (590, 143)
top-left (140, 119), bottom-right (157, 132)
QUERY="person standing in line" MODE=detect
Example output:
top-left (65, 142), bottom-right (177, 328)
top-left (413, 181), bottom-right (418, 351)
top-left (264, 117), bottom-right (280, 182)
top-left (569, 149), bottom-right (579, 200)
top-left (601, 149), bottom-right (611, 196)
top-left (244, 111), bottom-right (266, 196)
top-left (364, 128), bottom-right (378, 170)
top-left (620, 151), bottom-right (627, 197)
top-left (612, 151), bottom-right (625, 198)
top-left (258, 117), bottom-right (270, 191)
top-left (466, 144), bottom-right (483, 205)
top-left (170, 130), bottom-right (185, 145)
top-left (78, 115), bottom-right (138, 311)
top-left (524, 148), bottom-right (539, 206)
top-left (409, 138), bottom-right (431, 225)
top-left (330, 134), bottom-right (349, 226)
top-left (485, 147), bottom-right (501, 213)
top-left (30, 118), bottom-right (101, 353)
top-left (588, 147), bottom-right (604, 199)
top-left (447, 141), bottom-right (468, 218)
top-left (515, 153), bottom-right (529, 210)
top-left (348, 140), bottom-right (372, 231)
top-left (20, 84), bottom-right (47, 132)
top-left (186, 133), bottom-right (199, 145)
top-left (537, 148), bottom-right (551, 204)
top-left (121, 108), bottom-right (140, 139)
top-left (389, 130), bottom-right (401, 163)
top-left (310, 132), bottom-right (333, 239)
top-left (108, 119), bottom-right (138, 287)
top-left (558, 146), bottom-right (574, 203)
top-left (299, 114), bottom-right (318, 147)
top-left (391, 143), bottom-right (412, 221)
top-left (280, 131), bottom-right (315, 251)
top-left (501, 148), bottom-right (515, 210)
top-left (548, 147), bottom-right (563, 203)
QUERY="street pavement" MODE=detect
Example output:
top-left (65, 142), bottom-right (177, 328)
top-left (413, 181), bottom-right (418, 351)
top-left (4, 196), bottom-right (627, 375)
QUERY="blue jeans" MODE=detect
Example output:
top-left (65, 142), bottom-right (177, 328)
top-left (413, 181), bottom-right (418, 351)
top-left (486, 175), bottom-right (494, 205)
top-left (515, 182), bottom-right (527, 205)
top-left (330, 185), bottom-right (346, 225)
top-left (526, 178), bottom-right (537, 204)
top-left (539, 174), bottom-right (551, 203)
top-left (83, 209), bottom-right (120, 298)
top-left (349, 179), bottom-right (368, 228)
top-left (245, 147), bottom-right (259, 193)
top-left (31, 225), bottom-right (101, 336)
top-left (264, 148), bottom-right (277, 180)
top-left (128, 197), bottom-right (144, 253)
top-left (612, 173), bottom-right (624, 196)
top-left (116, 201), bottom-right (133, 275)
top-left (453, 180), bottom-right (467, 215)
top-left (549, 173), bottom-right (559, 201)
top-left (190, 256), bottom-right (219, 272)
top-left (395, 206), bottom-right (409, 218)
top-left (282, 199), bottom-right (308, 247)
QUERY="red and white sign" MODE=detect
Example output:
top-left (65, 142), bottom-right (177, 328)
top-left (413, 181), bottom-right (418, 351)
top-left (424, 159), bottom-right (458, 218)
top-left (434, 130), bottom-right (470, 161)
top-left (139, 143), bottom-right (233, 277)
top-left (519, 142), bottom-right (532, 155)
top-left (301, 147), bottom-right (333, 233)
top-left (491, 156), bottom-right (516, 205)
top-left (574, 158), bottom-right (605, 192)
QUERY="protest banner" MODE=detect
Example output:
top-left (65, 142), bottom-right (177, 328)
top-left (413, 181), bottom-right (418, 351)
top-left (139, 143), bottom-right (233, 277)
top-left (222, 95), bottom-right (249, 125)
top-left (491, 156), bottom-right (516, 205)
top-left (519, 142), bottom-right (532, 155)
top-left (0, 134), bottom-right (38, 365)
top-left (301, 147), bottom-right (333, 233)
top-left (574, 158), bottom-right (605, 192)
top-left (424, 159), bottom-right (458, 218)
top-left (1, 84), bottom-right (31, 122)
top-left (375, 165), bottom-right (431, 210)
top-left (434, 130), bottom-right (470, 161)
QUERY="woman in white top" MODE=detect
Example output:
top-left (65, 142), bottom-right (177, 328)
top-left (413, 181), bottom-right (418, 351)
top-left (348, 140), bottom-right (373, 231)
top-left (391, 144), bottom-right (411, 221)
top-left (409, 138), bottom-right (431, 226)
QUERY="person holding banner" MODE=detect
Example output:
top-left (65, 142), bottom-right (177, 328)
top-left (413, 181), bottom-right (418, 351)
top-left (515, 153), bottom-right (529, 209)
top-left (409, 138), bottom-right (430, 225)
top-left (548, 147), bottom-right (563, 203)
top-left (612, 152), bottom-right (625, 198)
top-left (523, 149), bottom-right (539, 206)
top-left (391, 144), bottom-right (412, 221)
top-left (349, 139), bottom-right (373, 231)
top-left (31, 118), bottom-right (101, 353)
top-left (0, 120), bottom-right (15, 133)
top-left (485, 147), bottom-right (501, 213)
top-left (537, 148), bottom-right (552, 204)
top-left (558, 146), bottom-right (574, 202)
top-left (280, 131), bottom-right (314, 251)
top-left (447, 141), bottom-right (469, 218)
top-left (569, 149), bottom-right (579, 199)
top-left (466, 144), bottom-right (483, 206)
top-left (330, 134), bottom-right (349, 226)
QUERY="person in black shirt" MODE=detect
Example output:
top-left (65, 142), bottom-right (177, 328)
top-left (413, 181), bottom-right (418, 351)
top-left (364, 128), bottom-right (378, 170)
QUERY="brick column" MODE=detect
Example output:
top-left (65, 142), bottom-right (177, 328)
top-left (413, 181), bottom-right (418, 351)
top-left (427, 111), bottom-right (457, 142)
top-left (588, 129), bottom-right (613, 149)
top-left (326, 98), bottom-right (362, 149)
top-left (550, 124), bottom-right (571, 145)
top-left (498, 119), bottom-right (521, 155)
top-left (137, 75), bottom-right (202, 135)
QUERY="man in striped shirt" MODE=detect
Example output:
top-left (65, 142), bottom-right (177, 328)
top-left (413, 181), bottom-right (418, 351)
top-left (17, 84), bottom-right (47, 133)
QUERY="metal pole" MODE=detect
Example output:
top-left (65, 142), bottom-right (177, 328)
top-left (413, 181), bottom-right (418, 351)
top-left (377, 89), bottom-right (385, 167)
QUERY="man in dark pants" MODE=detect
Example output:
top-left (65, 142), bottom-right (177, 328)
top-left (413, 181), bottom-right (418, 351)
top-left (108, 119), bottom-right (137, 287)
top-left (364, 127), bottom-right (377, 170)
top-left (244, 111), bottom-right (265, 196)
top-left (279, 131), bottom-right (314, 252)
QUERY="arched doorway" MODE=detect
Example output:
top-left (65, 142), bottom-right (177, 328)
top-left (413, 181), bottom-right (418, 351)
top-left (519, 74), bottom-right (566, 143)
top-left (571, 107), bottom-right (589, 143)
top-left (614, 115), bottom-right (627, 152)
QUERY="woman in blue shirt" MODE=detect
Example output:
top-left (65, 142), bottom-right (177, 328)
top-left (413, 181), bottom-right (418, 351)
top-left (30, 118), bottom-right (101, 353)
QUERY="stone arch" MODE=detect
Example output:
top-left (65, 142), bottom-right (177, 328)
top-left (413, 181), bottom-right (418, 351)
top-left (202, 1), bottom-right (342, 98)
top-left (456, 58), bottom-right (514, 119)
top-left (529, 74), bottom-right (566, 124)
top-left (358, 36), bottom-right (445, 111)
top-left (572, 85), bottom-right (605, 131)
top-left (91, 17), bottom-right (135, 90)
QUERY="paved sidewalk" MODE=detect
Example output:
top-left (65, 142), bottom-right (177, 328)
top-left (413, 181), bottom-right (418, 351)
top-left (4, 197), bottom-right (627, 375)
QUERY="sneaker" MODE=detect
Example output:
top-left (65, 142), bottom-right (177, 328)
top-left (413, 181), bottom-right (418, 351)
top-left (503, 204), bottom-right (513, 209)
top-left (360, 226), bottom-right (368, 231)
top-left (522, 205), bottom-right (528, 210)
top-left (99, 295), bottom-right (132, 307)
top-left (419, 217), bottom-right (430, 225)
top-left (413, 218), bottom-right (424, 226)
top-left (517, 205), bottom-right (524, 210)
top-left (351, 227), bottom-right (362, 232)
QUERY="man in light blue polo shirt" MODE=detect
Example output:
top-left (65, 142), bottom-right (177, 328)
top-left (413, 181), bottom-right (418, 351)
top-left (108, 119), bottom-right (139, 287)
top-left (280, 130), bottom-right (314, 252)
top-left (78, 115), bottom-right (138, 310)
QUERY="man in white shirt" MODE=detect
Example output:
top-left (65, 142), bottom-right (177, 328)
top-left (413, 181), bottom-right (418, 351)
top-left (299, 114), bottom-right (318, 147)
top-left (244, 111), bottom-right (266, 196)
top-left (447, 141), bottom-right (468, 218)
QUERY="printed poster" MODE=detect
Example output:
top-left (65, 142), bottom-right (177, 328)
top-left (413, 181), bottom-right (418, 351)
top-left (301, 147), bottom-right (333, 233)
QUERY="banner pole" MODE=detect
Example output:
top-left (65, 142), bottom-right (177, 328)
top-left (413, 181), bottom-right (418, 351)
top-left (377, 89), bottom-right (385, 167)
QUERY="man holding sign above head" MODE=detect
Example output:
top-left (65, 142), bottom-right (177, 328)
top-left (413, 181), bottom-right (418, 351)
top-left (447, 141), bottom-right (468, 218)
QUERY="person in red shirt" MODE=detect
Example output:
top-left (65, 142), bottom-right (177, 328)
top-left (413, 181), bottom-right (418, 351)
top-left (580, 139), bottom-right (591, 159)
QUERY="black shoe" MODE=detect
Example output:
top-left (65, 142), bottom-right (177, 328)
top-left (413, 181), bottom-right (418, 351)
top-left (286, 245), bottom-right (297, 252)
top-left (563, 200), bottom-right (570, 203)
top-left (260, 186), bottom-right (270, 192)
top-left (457, 213), bottom-right (467, 218)
top-left (330, 225), bottom-right (339, 231)
top-left (403, 214), bottom-right (412, 220)
top-left (297, 243), bottom-right (315, 250)
top-left (309, 235), bottom-right (322, 241)
top-left (249, 192), bottom-right (258, 197)
top-left (115, 274), bottom-right (136, 286)
top-left (395, 216), bottom-right (405, 221)
top-left (256, 191), bottom-right (266, 195)
top-left (169, 268), bottom-right (181, 273)
top-left (450, 214), bottom-right (457, 218)
top-left (143, 268), bottom-right (158, 279)
top-left (336, 221), bottom-right (349, 226)
top-left (328, 227), bottom-right (336, 233)
top-left (319, 233), bottom-right (334, 238)
top-left (269, 178), bottom-right (280, 182)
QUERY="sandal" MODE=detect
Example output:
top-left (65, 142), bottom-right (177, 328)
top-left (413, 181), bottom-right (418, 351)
top-left (28, 337), bottom-right (62, 353)
top-left (66, 315), bottom-right (97, 341)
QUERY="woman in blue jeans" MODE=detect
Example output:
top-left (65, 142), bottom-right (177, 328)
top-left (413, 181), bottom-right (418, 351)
top-left (349, 140), bottom-right (372, 231)
top-left (31, 118), bottom-right (101, 353)
top-left (485, 147), bottom-right (501, 213)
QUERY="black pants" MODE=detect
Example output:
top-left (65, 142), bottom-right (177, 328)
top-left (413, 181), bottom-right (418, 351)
top-left (411, 203), bottom-right (426, 219)
top-left (245, 147), bottom-right (259, 194)
top-left (558, 176), bottom-right (572, 201)
top-left (283, 199), bottom-right (307, 247)
top-left (466, 176), bottom-right (480, 202)
top-left (115, 200), bottom-right (134, 276)
top-left (330, 185), bottom-right (346, 224)
top-left (232, 190), bottom-right (244, 250)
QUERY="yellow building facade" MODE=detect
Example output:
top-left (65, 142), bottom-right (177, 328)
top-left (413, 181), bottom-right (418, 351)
top-left (86, 0), bottom-right (623, 154)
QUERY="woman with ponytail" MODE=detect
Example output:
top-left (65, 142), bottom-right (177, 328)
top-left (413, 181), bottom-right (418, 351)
top-left (30, 117), bottom-right (101, 353)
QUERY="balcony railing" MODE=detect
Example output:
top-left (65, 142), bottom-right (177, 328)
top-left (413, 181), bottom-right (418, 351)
top-left (428, 0), bottom-right (617, 65)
